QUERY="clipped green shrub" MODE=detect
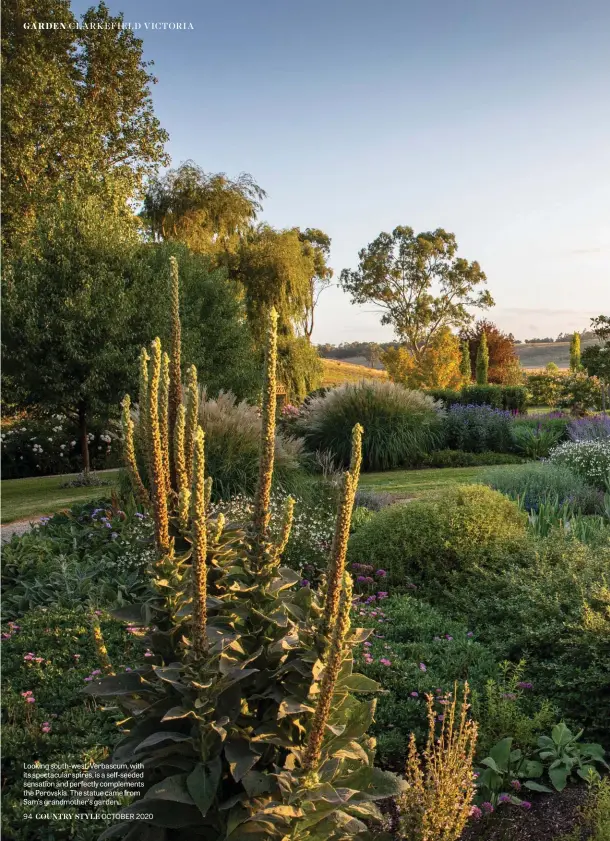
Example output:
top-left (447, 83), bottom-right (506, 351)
top-left (461, 384), bottom-right (503, 408)
top-left (198, 388), bottom-right (306, 499)
top-left (526, 373), bottom-right (564, 407)
top-left (482, 462), bottom-right (604, 515)
top-left (421, 449), bottom-right (525, 468)
top-left (501, 385), bottom-right (528, 413)
top-left (425, 387), bottom-right (462, 409)
top-left (296, 380), bottom-right (444, 471)
top-left (348, 484), bottom-right (527, 587)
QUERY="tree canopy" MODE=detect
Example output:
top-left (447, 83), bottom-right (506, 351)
top-left (297, 228), bottom-right (333, 338)
top-left (461, 320), bottom-right (519, 385)
top-left (1, 0), bottom-right (168, 251)
top-left (141, 161), bottom-right (266, 257)
top-left (340, 226), bottom-right (493, 361)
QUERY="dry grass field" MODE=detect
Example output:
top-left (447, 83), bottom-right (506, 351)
top-left (321, 358), bottom-right (388, 387)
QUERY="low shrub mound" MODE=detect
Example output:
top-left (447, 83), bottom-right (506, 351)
top-left (482, 461), bottom-right (604, 514)
top-left (348, 484), bottom-right (527, 587)
top-left (296, 379), bottom-right (444, 471)
top-left (548, 440), bottom-right (610, 490)
top-left (198, 388), bottom-right (306, 499)
top-left (442, 404), bottom-right (514, 453)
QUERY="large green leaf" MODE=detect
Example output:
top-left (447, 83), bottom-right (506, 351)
top-left (83, 672), bottom-right (153, 696)
top-left (523, 781), bottom-right (553, 793)
top-left (187, 758), bottom-right (222, 817)
top-left (548, 765), bottom-right (569, 791)
top-left (337, 674), bottom-right (379, 693)
top-left (489, 737), bottom-right (513, 772)
top-left (334, 766), bottom-right (405, 800)
top-left (134, 732), bottom-right (193, 754)
top-left (145, 774), bottom-right (194, 804)
top-left (225, 738), bottom-right (262, 782)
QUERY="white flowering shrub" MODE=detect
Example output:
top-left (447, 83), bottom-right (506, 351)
top-left (0, 414), bottom-right (120, 478)
top-left (548, 439), bottom-right (610, 490)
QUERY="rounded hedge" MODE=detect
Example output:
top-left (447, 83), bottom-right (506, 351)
top-left (348, 484), bottom-right (528, 586)
top-left (296, 380), bottom-right (444, 471)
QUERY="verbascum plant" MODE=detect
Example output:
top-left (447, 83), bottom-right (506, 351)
top-left (168, 255), bottom-right (182, 441)
top-left (90, 615), bottom-right (113, 676)
top-left (88, 293), bottom-right (403, 841)
top-left (137, 347), bottom-right (150, 468)
top-left (160, 351), bottom-right (172, 498)
top-left (323, 423), bottom-right (363, 634)
top-left (120, 395), bottom-right (149, 507)
top-left (252, 307), bottom-right (278, 561)
top-left (184, 364), bottom-right (198, 487)
top-left (399, 683), bottom-right (478, 841)
top-left (303, 571), bottom-right (353, 777)
top-left (190, 427), bottom-right (208, 659)
top-left (147, 338), bottom-right (170, 556)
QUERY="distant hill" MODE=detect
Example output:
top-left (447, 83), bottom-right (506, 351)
top-left (321, 358), bottom-right (388, 387)
top-left (515, 337), bottom-right (598, 370)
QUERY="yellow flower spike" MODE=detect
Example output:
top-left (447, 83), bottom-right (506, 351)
top-left (168, 257), bottom-right (183, 442)
top-left (204, 476), bottom-right (213, 510)
top-left (322, 423), bottom-right (363, 634)
top-left (252, 308), bottom-right (278, 560)
top-left (178, 486), bottom-right (191, 533)
top-left (138, 347), bottom-right (150, 475)
top-left (212, 512), bottom-right (225, 545)
top-left (191, 426), bottom-right (208, 658)
top-left (303, 572), bottom-right (353, 772)
top-left (148, 338), bottom-right (170, 556)
top-left (91, 614), bottom-right (113, 676)
top-left (274, 495), bottom-right (295, 561)
top-left (184, 365), bottom-right (199, 486)
top-left (159, 352), bottom-right (171, 498)
top-left (173, 404), bottom-right (188, 496)
top-left (121, 395), bottom-right (149, 507)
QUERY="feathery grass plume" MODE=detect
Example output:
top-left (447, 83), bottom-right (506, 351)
top-left (190, 427), bottom-right (208, 658)
top-left (168, 256), bottom-right (183, 441)
top-left (173, 404), bottom-right (188, 495)
top-left (148, 338), bottom-right (170, 555)
top-left (184, 365), bottom-right (198, 486)
top-left (91, 615), bottom-right (113, 675)
top-left (121, 394), bottom-right (150, 507)
top-left (399, 683), bottom-right (478, 841)
top-left (322, 423), bottom-right (363, 634)
top-left (273, 495), bottom-right (295, 561)
top-left (138, 347), bottom-right (150, 473)
top-left (160, 351), bottom-right (171, 497)
top-left (252, 308), bottom-right (278, 557)
top-left (303, 572), bottom-right (354, 775)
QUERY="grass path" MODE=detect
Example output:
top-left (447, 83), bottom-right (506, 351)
top-left (359, 464), bottom-right (517, 498)
top-left (1, 470), bottom-right (121, 524)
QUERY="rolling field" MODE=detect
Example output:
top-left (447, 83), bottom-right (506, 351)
top-left (321, 358), bottom-right (388, 387)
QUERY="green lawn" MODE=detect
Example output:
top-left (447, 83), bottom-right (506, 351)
top-left (1, 470), bottom-right (121, 524)
top-left (359, 464), bottom-right (516, 498)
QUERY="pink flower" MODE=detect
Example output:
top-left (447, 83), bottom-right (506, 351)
top-left (363, 641), bottom-right (372, 647)
top-left (482, 802), bottom-right (494, 814)
top-left (91, 669), bottom-right (101, 676)
top-left (410, 691), bottom-right (419, 698)
top-left (144, 650), bottom-right (153, 658)
top-left (73, 654), bottom-right (81, 659)
top-left (26, 697), bottom-right (35, 704)
top-left (521, 801), bottom-right (531, 810)
top-left (41, 722), bottom-right (51, 734)
top-left (510, 779), bottom-right (521, 791)
top-left (470, 806), bottom-right (482, 820)
top-left (419, 663), bottom-right (427, 672)
top-left (379, 658), bottom-right (391, 666)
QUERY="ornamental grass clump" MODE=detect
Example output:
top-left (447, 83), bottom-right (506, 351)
top-left (296, 380), bottom-right (444, 472)
top-left (398, 683), bottom-right (477, 841)
top-left (93, 260), bottom-right (403, 840)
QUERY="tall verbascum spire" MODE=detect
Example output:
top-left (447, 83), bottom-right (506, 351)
top-left (160, 352), bottom-right (171, 497)
top-left (148, 338), bottom-right (170, 555)
top-left (273, 495), bottom-right (295, 562)
top-left (303, 572), bottom-right (354, 774)
top-left (252, 308), bottom-right (278, 559)
top-left (184, 365), bottom-right (199, 487)
top-left (121, 395), bottom-right (149, 506)
top-left (173, 404), bottom-right (190, 530)
top-left (91, 614), bottom-right (113, 676)
top-left (322, 424), bottom-right (363, 634)
top-left (138, 347), bottom-right (150, 473)
top-left (168, 257), bottom-right (183, 440)
top-left (191, 427), bottom-right (208, 658)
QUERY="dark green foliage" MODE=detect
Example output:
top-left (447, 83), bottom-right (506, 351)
top-left (476, 332), bottom-right (489, 384)
top-left (296, 381), bottom-right (444, 471)
top-left (501, 386), bottom-right (528, 413)
top-left (442, 404), bottom-right (514, 453)
top-left (482, 462), bottom-right (604, 514)
top-left (439, 536), bottom-right (610, 744)
top-left (352, 595), bottom-right (500, 766)
top-left (512, 414), bottom-right (571, 441)
top-left (1, 607), bottom-right (146, 841)
top-left (132, 242), bottom-right (261, 401)
top-left (277, 332), bottom-right (323, 404)
top-left (348, 484), bottom-right (527, 588)
top-left (425, 387), bottom-right (462, 408)
top-left (1, 502), bottom-right (155, 620)
top-left (510, 423), bottom-right (564, 458)
top-left (461, 384), bottom-right (503, 408)
top-left (420, 450), bottom-right (525, 468)
top-left (526, 373), bottom-right (564, 407)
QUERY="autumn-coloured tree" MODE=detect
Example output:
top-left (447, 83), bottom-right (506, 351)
top-left (461, 320), bottom-right (519, 385)
top-left (382, 328), bottom-right (463, 389)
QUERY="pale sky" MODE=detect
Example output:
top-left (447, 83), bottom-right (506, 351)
top-left (72, 0), bottom-right (610, 342)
